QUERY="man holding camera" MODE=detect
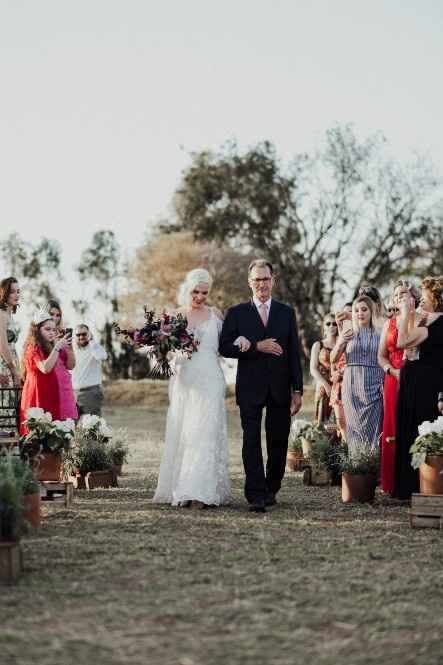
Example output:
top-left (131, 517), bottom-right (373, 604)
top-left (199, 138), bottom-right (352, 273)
top-left (72, 324), bottom-right (108, 416)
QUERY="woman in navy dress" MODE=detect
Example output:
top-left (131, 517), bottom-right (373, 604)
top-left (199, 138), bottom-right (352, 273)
top-left (331, 296), bottom-right (384, 453)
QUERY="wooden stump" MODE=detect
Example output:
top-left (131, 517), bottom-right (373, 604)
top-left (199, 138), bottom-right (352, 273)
top-left (0, 542), bottom-right (23, 584)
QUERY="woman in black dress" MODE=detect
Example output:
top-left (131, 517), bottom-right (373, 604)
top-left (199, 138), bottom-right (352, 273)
top-left (394, 276), bottom-right (443, 500)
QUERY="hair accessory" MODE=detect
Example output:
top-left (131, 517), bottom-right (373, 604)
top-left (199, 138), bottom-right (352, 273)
top-left (31, 304), bottom-right (52, 326)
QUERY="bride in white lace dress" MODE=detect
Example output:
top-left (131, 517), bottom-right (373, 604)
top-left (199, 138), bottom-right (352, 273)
top-left (153, 268), bottom-right (231, 508)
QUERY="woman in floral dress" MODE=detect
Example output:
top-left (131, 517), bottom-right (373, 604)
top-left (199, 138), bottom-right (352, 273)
top-left (0, 277), bottom-right (21, 430)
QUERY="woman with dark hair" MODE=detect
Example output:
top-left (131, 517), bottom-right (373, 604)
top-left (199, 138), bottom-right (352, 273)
top-left (19, 309), bottom-right (71, 433)
top-left (48, 300), bottom-right (77, 420)
top-left (0, 277), bottom-right (21, 429)
top-left (310, 313), bottom-right (338, 424)
top-left (331, 296), bottom-right (384, 452)
top-left (377, 280), bottom-right (419, 494)
top-left (394, 276), bottom-right (443, 500)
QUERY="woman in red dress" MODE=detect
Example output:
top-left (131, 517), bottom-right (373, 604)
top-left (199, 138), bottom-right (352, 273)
top-left (20, 309), bottom-right (71, 434)
top-left (377, 280), bottom-right (419, 493)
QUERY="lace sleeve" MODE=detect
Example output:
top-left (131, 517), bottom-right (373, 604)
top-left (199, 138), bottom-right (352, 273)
top-left (212, 307), bottom-right (224, 334)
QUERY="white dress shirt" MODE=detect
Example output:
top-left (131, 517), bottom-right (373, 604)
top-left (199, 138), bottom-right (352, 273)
top-left (253, 297), bottom-right (272, 320)
top-left (72, 340), bottom-right (108, 390)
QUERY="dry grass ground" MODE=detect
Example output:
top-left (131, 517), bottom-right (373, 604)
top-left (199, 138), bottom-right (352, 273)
top-left (1, 396), bottom-right (443, 665)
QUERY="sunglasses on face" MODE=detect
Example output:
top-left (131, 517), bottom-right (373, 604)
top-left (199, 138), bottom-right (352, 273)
top-left (387, 308), bottom-right (399, 314)
top-left (76, 333), bottom-right (88, 337)
top-left (325, 321), bottom-right (338, 326)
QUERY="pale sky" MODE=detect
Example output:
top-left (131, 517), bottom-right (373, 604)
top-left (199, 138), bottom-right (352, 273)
top-left (1, 0), bottom-right (443, 317)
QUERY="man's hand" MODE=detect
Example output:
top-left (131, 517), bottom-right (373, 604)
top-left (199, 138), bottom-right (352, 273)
top-left (290, 392), bottom-right (302, 416)
top-left (256, 338), bottom-right (283, 356)
top-left (233, 336), bottom-right (251, 352)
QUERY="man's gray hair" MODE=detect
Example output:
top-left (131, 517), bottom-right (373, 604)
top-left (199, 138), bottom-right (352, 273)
top-left (248, 259), bottom-right (274, 275)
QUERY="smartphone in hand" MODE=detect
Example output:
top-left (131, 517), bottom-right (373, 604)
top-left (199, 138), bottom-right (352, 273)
top-left (65, 327), bottom-right (73, 344)
top-left (341, 319), bottom-right (353, 334)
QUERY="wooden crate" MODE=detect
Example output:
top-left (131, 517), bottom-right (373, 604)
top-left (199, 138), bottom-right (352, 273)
top-left (0, 542), bottom-right (23, 584)
top-left (85, 470), bottom-right (118, 490)
top-left (41, 481), bottom-right (74, 507)
top-left (409, 493), bottom-right (443, 529)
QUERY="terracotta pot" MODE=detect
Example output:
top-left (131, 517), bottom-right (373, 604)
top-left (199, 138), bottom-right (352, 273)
top-left (419, 456), bottom-right (443, 495)
top-left (37, 453), bottom-right (62, 481)
top-left (286, 451), bottom-right (304, 472)
top-left (301, 437), bottom-right (312, 459)
top-left (342, 472), bottom-right (376, 503)
top-left (22, 492), bottom-right (41, 529)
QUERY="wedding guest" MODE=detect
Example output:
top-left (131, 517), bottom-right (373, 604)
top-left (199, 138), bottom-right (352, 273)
top-left (48, 300), bottom-right (77, 420)
top-left (386, 301), bottom-right (398, 319)
top-left (310, 313), bottom-right (337, 424)
top-left (20, 309), bottom-right (71, 433)
top-left (330, 302), bottom-right (353, 440)
top-left (331, 296), bottom-right (384, 452)
top-left (0, 277), bottom-right (21, 430)
top-left (357, 284), bottom-right (385, 329)
top-left (72, 324), bottom-right (107, 416)
top-left (438, 392), bottom-right (443, 414)
top-left (394, 276), bottom-right (443, 500)
top-left (377, 280), bottom-right (419, 494)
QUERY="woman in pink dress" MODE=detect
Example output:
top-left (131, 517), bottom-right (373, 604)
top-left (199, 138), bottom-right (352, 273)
top-left (49, 300), bottom-right (78, 420)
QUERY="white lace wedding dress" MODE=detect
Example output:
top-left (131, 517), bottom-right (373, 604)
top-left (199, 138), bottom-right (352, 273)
top-left (153, 308), bottom-right (231, 505)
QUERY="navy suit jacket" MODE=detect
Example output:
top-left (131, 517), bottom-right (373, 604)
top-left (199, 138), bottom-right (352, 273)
top-left (219, 299), bottom-right (303, 406)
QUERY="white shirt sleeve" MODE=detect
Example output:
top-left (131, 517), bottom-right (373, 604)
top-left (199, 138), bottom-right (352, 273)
top-left (89, 340), bottom-right (108, 361)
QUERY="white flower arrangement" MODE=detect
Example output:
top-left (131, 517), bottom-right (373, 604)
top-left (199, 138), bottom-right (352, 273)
top-left (78, 414), bottom-right (113, 441)
top-left (410, 416), bottom-right (443, 469)
top-left (21, 408), bottom-right (75, 454)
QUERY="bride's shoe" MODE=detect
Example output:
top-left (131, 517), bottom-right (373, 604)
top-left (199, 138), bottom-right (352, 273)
top-left (190, 500), bottom-right (205, 510)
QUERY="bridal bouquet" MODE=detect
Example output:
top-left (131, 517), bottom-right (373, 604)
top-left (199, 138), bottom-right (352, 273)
top-left (114, 307), bottom-right (199, 379)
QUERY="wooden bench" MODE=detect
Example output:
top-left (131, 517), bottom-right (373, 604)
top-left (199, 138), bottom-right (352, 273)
top-left (40, 481), bottom-right (74, 507)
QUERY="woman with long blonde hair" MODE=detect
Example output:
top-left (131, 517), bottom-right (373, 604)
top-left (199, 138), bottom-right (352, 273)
top-left (310, 313), bottom-right (338, 424)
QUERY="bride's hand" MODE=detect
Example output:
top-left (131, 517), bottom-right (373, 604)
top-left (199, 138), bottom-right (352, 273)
top-left (234, 336), bottom-right (251, 352)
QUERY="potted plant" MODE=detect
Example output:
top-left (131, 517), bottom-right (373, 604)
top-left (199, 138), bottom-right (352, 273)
top-left (77, 414), bottom-right (113, 442)
top-left (0, 451), bottom-right (24, 542)
top-left (19, 461), bottom-right (41, 529)
top-left (410, 417), bottom-right (443, 495)
top-left (300, 423), bottom-right (328, 459)
top-left (20, 408), bottom-right (75, 481)
top-left (63, 436), bottom-right (117, 489)
top-left (339, 442), bottom-right (379, 503)
top-left (287, 419), bottom-right (309, 471)
top-left (107, 429), bottom-right (129, 476)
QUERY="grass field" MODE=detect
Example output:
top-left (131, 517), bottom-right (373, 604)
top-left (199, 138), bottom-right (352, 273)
top-left (1, 400), bottom-right (443, 665)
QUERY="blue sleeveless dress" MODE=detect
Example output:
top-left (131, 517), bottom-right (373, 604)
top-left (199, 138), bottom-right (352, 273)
top-left (342, 327), bottom-right (384, 451)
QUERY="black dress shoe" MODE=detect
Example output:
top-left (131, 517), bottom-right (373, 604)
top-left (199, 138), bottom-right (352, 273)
top-left (249, 500), bottom-right (266, 513)
top-left (265, 492), bottom-right (277, 506)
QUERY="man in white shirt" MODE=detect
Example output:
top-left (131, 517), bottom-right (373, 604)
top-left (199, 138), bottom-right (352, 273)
top-left (72, 324), bottom-right (108, 416)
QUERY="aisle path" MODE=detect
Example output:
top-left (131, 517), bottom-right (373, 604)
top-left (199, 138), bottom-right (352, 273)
top-left (1, 406), bottom-right (442, 665)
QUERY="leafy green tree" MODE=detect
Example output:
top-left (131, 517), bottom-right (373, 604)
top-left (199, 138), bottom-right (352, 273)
top-left (170, 125), bottom-right (440, 356)
top-left (0, 233), bottom-right (62, 302)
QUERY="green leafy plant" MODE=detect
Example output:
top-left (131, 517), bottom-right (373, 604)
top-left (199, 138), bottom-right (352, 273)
top-left (338, 441), bottom-right (380, 475)
top-left (62, 437), bottom-right (113, 478)
top-left (20, 408), bottom-right (75, 456)
top-left (410, 417), bottom-right (443, 469)
top-left (0, 451), bottom-right (24, 541)
top-left (288, 419), bottom-right (310, 454)
top-left (107, 429), bottom-right (129, 466)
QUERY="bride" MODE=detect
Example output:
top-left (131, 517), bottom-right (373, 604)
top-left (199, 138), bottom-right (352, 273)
top-left (153, 268), bottom-right (231, 508)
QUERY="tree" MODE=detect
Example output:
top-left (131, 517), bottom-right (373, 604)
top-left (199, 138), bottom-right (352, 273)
top-left (74, 230), bottom-right (142, 379)
top-left (0, 233), bottom-right (62, 303)
top-left (169, 125), bottom-right (441, 357)
top-left (120, 230), bottom-right (254, 324)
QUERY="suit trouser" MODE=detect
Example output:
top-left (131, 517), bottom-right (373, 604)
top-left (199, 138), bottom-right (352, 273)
top-left (239, 391), bottom-right (291, 503)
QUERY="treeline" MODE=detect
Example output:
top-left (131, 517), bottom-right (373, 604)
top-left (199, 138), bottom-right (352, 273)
top-left (2, 124), bottom-right (442, 377)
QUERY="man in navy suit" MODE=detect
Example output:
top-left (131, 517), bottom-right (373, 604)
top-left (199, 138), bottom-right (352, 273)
top-left (219, 259), bottom-right (303, 513)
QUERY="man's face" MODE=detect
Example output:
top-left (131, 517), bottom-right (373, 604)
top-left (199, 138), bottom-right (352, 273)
top-left (75, 327), bottom-right (90, 347)
top-left (248, 265), bottom-right (274, 303)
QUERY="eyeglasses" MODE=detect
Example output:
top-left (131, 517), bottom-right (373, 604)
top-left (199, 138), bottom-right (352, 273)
top-left (76, 333), bottom-right (88, 337)
top-left (250, 277), bottom-right (271, 284)
top-left (325, 322), bottom-right (338, 326)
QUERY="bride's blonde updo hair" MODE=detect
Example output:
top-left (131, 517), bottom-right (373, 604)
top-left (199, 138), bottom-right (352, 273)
top-left (177, 268), bottom-right (213, 308)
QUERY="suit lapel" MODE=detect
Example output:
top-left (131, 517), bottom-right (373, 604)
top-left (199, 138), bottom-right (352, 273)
top-left (249, 299), bottom-right (266, 330)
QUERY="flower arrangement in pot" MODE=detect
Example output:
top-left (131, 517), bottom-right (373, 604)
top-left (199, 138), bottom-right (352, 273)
top-left (0, 451), bottom-right (24, 542)
top-left (410, 416), bottom-right (443, 495)
top-left (107, 429), bottom-right (129, 475)
top-left (299, 422), bottom-right (329, 459)
top-left (287, 419), bottom-right (310, 471)
top-left (20, 408), bottom-right (75, 481)
top-left (63, 416), bottom-right (125, 489)
top-left (339, 441), bottom-right (380, 503)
